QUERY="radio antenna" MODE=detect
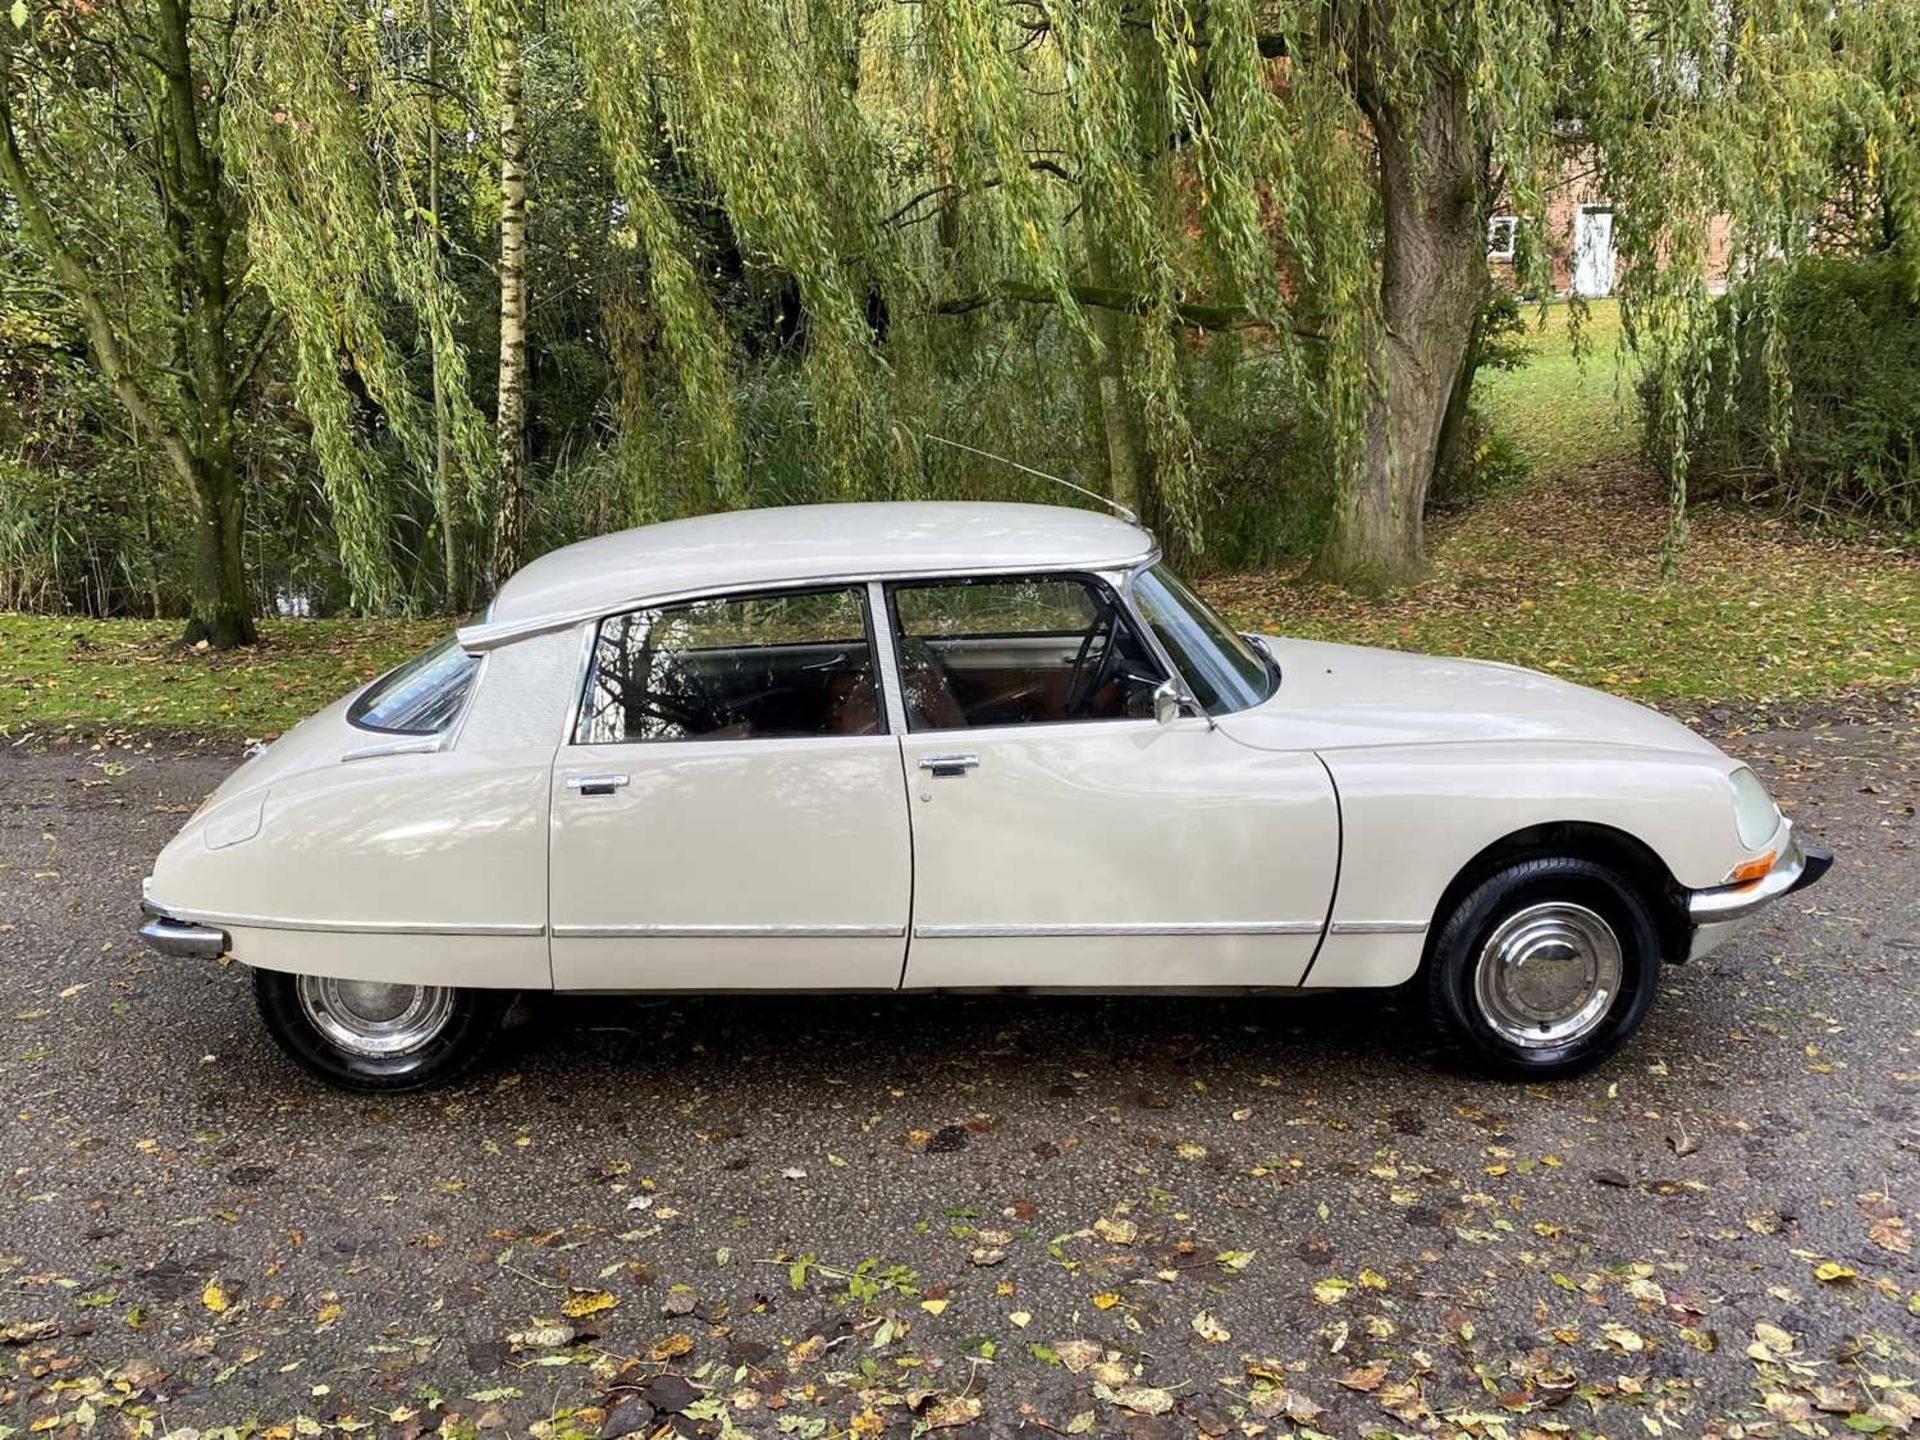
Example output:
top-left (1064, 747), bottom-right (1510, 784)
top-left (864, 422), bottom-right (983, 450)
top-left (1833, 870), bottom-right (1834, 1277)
top-left (922, 432), bottom-right (1140, 526)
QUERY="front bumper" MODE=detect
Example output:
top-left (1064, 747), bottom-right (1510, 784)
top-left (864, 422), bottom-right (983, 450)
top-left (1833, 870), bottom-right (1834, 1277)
top-left (139, 899), bottom-right (230, 961)
top-left (1687, 829), bottom-right (1834, 926)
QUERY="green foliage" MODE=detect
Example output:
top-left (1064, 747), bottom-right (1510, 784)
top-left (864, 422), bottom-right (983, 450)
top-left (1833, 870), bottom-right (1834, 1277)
top-left (1649, 257), bottom-right (1920, 538)
top-left (8, 0), bottom-right (1920, 618)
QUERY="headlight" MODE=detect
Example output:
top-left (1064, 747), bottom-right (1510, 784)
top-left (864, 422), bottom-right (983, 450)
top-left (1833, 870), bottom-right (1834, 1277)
top-left (1730, 767), bottom-right (1780, 850)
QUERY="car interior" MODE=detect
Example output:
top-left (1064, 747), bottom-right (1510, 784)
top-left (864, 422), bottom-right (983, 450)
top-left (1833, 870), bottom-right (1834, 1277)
top-left (891, 577), bottom-right (1165, 730)
top-left (574, 576), bottom-right (1167, 743)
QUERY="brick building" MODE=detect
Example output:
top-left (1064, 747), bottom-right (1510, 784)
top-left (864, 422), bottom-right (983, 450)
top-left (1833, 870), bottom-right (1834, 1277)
top-left (1487, 156), bottom-right (1734, 297)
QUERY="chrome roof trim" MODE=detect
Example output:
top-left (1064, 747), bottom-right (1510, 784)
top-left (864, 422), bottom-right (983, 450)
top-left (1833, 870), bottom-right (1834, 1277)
top-left (458, 552), bottom-right (1157, 653)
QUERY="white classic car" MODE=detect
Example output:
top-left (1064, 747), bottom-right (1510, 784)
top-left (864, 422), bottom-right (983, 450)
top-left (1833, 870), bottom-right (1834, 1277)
top-left (141, 502), bottom-right (1829, 1090)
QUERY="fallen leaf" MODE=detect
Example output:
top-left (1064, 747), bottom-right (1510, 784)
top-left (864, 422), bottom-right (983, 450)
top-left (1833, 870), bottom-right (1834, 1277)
top-left (1191, 1311), bottom-right (1230, 1344)
top-left (1339, 1360), bottom-right (1389, 1392)
top-left (562, 1289), bottom-right (617, 1319)
top-left (649, 1333), bottom-right (696, 1361)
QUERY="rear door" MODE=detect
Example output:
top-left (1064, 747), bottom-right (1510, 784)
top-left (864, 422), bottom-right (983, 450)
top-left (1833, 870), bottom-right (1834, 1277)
top-left (548, 585), bottom-right (912, 990)
top-left (889, 574), bottom-right (1339, 989)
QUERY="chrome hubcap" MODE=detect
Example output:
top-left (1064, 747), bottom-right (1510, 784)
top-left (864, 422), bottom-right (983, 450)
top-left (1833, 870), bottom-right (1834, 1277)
top-left (295, 976), bottom-right (456, 1059)
top-left (1472, 902), bottom-right (1623, 1049)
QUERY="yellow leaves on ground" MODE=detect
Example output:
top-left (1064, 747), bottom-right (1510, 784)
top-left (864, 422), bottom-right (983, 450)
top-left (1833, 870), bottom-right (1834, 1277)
top-left (201, 1281), bottom-right (229, 1314)
top-left (561, 1289), bottom-right (618, 1319)
top-left (648, 1333), bottom-right (695, 1361)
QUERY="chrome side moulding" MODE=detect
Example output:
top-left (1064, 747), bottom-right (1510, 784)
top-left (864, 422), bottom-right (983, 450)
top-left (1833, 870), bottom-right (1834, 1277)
top-left (143, 899), bottom-right (545, 938)
top-left (914, 920), bottom-right (1325, 939)
top-left (1687, 829), bottom-right (1833, 924)
top-left (553, 922), bottom-right (906, 939)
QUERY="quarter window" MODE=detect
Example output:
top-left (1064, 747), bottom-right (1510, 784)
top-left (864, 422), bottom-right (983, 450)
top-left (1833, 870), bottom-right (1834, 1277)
top-left (888, 575), bottom-right (1164, 731)
top-left (576, 587), bottom-right (882, 743)
top-left (349, 635), bottom-right (480, 735)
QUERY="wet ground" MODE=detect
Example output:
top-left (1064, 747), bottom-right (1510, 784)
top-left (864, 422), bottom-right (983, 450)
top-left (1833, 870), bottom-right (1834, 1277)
top-left (2, 694), bottom-right (1916, 1439)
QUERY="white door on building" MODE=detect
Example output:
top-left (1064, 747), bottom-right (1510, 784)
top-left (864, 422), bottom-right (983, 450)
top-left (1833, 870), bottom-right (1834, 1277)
top-left (1573, 206), bottom-right (1616, 297)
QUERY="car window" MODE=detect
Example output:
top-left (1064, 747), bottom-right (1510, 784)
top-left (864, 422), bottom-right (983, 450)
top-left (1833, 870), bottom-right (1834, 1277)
top-left (1128, 563), bottom-right (1277, 715)
top-left (576, 587), bottom-right (883, 743)
top-left (889, 575), bottom-right (1164, 731)
top-left (349, 635), bottom-right (480, 735)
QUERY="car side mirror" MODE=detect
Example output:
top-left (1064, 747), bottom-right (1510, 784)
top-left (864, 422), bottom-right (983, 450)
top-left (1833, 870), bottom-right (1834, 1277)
top-left (1152, 678), bottom-right (1185, 725)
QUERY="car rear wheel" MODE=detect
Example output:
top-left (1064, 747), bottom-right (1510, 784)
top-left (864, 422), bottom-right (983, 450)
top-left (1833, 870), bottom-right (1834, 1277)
top-left (1425, 855), bottom-right (1662, 1078)
top-left (252, 969), bottom-right (510, 1091)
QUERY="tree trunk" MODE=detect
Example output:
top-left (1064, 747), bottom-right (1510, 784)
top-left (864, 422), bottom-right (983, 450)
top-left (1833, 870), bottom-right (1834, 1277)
top-left (1082, 248), bottom-right (1150, 515)
top-left (1431, 304), bottom-right (1487, 489)
top-left (426, 0), bottom-right (461, 608)
top-left (491, 25), bottom-right (530, 583)
top-left (159, 0), bottom-right (258, 646)
top-left (184, 449), bottom-right (255, 648)
top-left (1313, 70), bottom-right (1488, 590)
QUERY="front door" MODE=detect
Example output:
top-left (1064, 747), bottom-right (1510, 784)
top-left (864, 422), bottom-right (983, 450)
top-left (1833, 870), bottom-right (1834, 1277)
top-left (887, 573), bottom-right (1339, 989)
top-left (549, 586), bottom-right (911, 990)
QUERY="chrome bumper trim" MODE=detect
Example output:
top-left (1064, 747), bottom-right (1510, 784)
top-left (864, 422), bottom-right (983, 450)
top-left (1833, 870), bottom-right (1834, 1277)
top-left (139, 914), bottom-right (231, 960)
top-left (1687, 831), bottom-right (1833, 924)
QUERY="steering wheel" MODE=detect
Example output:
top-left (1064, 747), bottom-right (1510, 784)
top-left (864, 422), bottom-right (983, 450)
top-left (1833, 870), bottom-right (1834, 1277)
top-left (1063, 609), bottom-right (1119, 716)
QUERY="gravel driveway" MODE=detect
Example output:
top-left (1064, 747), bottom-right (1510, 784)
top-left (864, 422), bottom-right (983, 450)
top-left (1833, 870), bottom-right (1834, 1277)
top-left (3, 696), bottom-right (1916, 1439)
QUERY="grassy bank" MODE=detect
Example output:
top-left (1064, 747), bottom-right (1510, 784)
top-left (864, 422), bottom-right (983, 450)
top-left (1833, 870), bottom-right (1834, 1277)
top-left (3, 299), bottom-right (1913, 742)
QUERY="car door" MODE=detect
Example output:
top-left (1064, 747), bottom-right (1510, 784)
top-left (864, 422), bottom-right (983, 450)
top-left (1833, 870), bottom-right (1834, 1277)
top-left (548, 585), bottom-right (912, 990)
top-left (889, 573), bottom-right (1340, 989)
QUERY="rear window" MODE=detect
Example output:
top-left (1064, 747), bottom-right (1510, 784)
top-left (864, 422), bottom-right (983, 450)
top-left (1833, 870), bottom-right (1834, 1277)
top-left (348, 636), bottom-right (480, 735)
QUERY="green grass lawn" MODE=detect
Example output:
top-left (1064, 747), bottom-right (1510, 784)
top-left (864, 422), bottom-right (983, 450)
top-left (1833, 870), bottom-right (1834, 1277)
top-left (2, 298), bottom-right (1913, 742)
top-left (0, 616), bottom-right (444, 743)
top-left (1479, 298), bottom-right (1641, 471)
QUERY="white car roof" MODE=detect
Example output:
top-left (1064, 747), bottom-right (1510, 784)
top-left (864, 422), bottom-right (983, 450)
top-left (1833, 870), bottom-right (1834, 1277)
top-left (465, 501), bottom-right (1155, 646)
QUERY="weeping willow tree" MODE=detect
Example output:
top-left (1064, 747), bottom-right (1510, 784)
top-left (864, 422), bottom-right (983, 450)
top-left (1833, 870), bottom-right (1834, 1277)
top-left (11, 0), bottom-right (1916, 625)
top-left (230, 0), bottom-right (1917, 600)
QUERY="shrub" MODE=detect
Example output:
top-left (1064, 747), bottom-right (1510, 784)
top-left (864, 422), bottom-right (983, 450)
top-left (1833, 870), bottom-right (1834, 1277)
top-left (1649, 257), bottom-right (1920, 539)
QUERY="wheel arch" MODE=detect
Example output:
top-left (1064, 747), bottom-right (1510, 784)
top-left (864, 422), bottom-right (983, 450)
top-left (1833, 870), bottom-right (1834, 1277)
top-left (1421, 820), bottom-right (1692, 968)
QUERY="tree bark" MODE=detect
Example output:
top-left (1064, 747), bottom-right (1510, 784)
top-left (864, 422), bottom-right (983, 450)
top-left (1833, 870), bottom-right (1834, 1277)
top-left (1431, 303), bottom-right (1487, 490)
top-left (491, 24), bottom-right (530, 583)
top-left (1313, 68), bottom-right (1488, 590)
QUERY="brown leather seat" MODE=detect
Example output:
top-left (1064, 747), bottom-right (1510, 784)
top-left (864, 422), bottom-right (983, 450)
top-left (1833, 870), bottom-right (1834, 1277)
top-left (897, 639), bottom-right (969, 730)
top-left (823, 672), bottom-right (881, 736)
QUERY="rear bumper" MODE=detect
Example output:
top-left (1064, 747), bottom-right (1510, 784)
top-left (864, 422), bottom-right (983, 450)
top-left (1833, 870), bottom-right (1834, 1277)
top-left (139, 902), bottom-right (230, 961)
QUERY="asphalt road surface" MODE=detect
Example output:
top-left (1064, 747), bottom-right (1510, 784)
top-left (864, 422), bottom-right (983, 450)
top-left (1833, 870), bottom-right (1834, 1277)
top-left (3, 695), bottom-right (1916, 1440)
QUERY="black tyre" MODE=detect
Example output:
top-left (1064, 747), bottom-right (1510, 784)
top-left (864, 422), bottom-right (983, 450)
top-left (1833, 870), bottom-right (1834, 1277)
top-left (1425, 856), bottom-right (1662, 1079)
top-left (252, 969), bottom-right (511, 1091)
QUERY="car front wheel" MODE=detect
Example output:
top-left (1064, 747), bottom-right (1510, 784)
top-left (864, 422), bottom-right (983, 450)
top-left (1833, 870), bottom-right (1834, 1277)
top-left (252, 969), bottom-right (510, 1091)
top-left (1425, 855), bottom-right (1662, 1078)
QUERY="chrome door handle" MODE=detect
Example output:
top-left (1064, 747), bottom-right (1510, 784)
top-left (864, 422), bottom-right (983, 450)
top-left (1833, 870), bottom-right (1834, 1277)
top-left (918, 754), bottom-right (980, 777)
top-left (565, 773), bottom-right (630, 796)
